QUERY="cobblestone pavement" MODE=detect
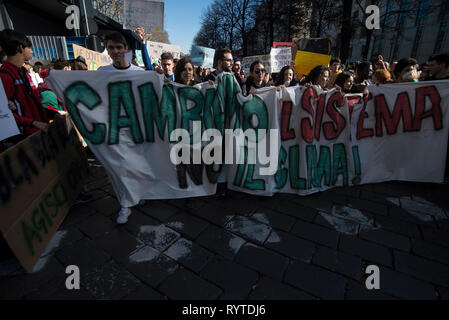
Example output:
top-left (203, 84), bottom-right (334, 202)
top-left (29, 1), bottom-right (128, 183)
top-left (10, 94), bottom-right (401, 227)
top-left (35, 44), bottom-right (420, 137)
top-left (1, 157), bottom-right (449, 300)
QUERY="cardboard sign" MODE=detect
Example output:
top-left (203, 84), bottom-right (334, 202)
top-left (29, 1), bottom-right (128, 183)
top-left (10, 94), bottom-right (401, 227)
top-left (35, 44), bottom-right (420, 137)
top-left (242, 54), bottom-right (271, 75)
top-left (0, 116), bottom-right (89, 272)
top-left (294, 50), bottom-right (332, 75)
top-left (72, 44), bottom-right (112, 70)
top-left (270, 47), bottom-right (292, 73)
top-left (0, 81), bottom-right (20, 141)
top-left (190, 45), bottom-right (215, 69)
top-left (123, 0), bottom-right (164, 33)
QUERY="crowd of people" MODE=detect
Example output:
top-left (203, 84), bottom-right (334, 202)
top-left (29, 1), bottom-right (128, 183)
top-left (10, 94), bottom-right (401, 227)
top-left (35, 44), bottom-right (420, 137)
top-left (1, 27), bottom-right (449, 225)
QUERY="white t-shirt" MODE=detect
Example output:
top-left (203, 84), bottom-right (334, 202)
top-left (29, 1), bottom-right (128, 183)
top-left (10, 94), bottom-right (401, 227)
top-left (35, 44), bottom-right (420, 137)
top-left (97, 64), bottom-right (144, 71)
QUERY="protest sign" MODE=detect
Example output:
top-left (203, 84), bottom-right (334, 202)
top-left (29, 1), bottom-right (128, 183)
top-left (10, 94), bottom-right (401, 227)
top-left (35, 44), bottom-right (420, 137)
top-left (0, 116), bottom-right (88, 272)
top-left (190, 45), bottom-right (215, 69)
top-left (0, 81), bottom-right (20, 142)
top-left (270, 47), bottom-right (292, 73)
top-left (135, 50), bottom-right (145, 67)
top-left (242, 54), bottom-right (271, 75)
top-left (294, 50), bottom-right (332, 76)
top-left (72, 44), bottom-right (112, 70)
top-left (46, 70), bottom-right (449, 205)
top-left (123, 0), bottom-right (164, 33)
top-left (146, 41), bottom-right (181, 60)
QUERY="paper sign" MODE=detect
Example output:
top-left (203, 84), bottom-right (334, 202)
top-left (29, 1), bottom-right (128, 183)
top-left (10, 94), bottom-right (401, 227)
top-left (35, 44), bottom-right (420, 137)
top-left (190, 45), bottom-right (215, 69)
top-left (294, 50), bottom-right (332, 75)
top-left (135, 50), bottom-right (145, 67)
top-left (270, 47), bottom-right (292, 73)
top-left (72, 44), bottom-right (112, 70)
top-left (123, 0), bottom-right (164, 33)
top-left (146, 41), bottom-right (181, 60)
top-left (0, 81), bottom-right (20, 141)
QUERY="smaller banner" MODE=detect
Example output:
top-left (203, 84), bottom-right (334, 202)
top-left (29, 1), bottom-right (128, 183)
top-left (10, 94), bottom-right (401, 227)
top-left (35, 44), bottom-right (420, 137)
top-left (0, 116), bottom-right (89, 272)
top-left (294, 50), bottom-right (331, 76)
top-left (270, 47), bottom-right (292, 73)
top-left (0, 81), bottom-right (20, 141)
top-left (242, 54), bottom-right (271, 75)
top-left (123, 0), bottom-right (164, 33)
top-left (190, 45), bottom-right (215, 69)
top-left (72, 44), bottom-right (112, 70)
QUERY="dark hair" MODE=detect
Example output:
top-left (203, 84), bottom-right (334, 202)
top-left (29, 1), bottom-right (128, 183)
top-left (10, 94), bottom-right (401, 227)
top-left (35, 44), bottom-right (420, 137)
top-left (52, 58), bottom-right (69, 70)
top-left (72, 60), bottom-right (88, 70)
top-left (330, 58), bottom-right (341, 65)
top-left (356, 61), bottom-right (371, 74)
top-left (428, 53), bottom-right (449, 68)
top-left (334, 72), bottom-right (353, 91)
top-left (104, 32), bottom-right (128, 47)
top-left (394, 57), bottom-right (418, 76)
top-left (275, 65), bottom-right (295, 86)
top-left (161, 52), bottom-right (174, 62)
top-left (250, 60), bottom-right (264, 73)
top-left (33, 62), bottom-right (43, 73)
top-left (175, 57), bottom-right (196, 85)
top-left (306, 65), bottom-right (330, 85)
top-left (214, 48), bottom-right (232, 67)
top-left (0, 29), bottom-right (32, 56)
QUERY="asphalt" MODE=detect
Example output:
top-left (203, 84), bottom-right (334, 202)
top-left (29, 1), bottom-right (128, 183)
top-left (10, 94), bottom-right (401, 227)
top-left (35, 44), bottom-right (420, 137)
top-left (1, 156), bottom-right (449, 300)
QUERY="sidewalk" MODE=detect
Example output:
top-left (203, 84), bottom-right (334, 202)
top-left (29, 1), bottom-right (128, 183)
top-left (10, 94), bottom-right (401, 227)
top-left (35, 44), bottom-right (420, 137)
top-left (1, 156), bottom-right (449, 300)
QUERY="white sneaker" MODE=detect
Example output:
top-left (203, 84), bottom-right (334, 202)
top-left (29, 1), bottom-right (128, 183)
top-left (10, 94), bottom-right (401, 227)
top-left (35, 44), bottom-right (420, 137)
top-left (116, 207), bottom-right (131, 224)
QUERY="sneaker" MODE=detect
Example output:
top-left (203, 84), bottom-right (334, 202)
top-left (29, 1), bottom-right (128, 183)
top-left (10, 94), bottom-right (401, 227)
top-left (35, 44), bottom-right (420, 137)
top-left (116, 207), bottom-right (131, 224)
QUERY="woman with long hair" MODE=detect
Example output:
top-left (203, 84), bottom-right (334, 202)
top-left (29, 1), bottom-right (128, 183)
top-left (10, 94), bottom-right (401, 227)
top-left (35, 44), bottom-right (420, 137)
top-left (334, 72), bottom-right (354, 94)
top-left (303, 65), bottom-right (330, 89)
top-left (175, 57), bottom-right (198, 85)
top-left (275, 65), bottom-right (297, 87)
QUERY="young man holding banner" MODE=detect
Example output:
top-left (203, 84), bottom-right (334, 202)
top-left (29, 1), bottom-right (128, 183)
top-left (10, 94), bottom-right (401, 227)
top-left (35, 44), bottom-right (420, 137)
top-left (98, 32), bottom-right (144, 72)
top-left (98, 31), bottom-right (145, 224)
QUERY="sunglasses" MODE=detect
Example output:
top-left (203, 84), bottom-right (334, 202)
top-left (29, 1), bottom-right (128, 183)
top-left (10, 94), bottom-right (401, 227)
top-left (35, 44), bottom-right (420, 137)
top-left (255, 68), bottom-right (265, 75)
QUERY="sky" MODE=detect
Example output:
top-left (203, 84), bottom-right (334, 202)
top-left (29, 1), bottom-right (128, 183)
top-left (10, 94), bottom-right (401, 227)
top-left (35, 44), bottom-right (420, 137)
top-left (163, 0), bottom-right (215, 53)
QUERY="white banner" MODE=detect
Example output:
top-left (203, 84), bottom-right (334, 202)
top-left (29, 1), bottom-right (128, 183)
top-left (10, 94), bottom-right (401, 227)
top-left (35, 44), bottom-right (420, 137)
top-left (123, 0), bottom-right (164, 33)
top-left (0, 81), bottom-right (20, 141)
top-left (45, 71), bottom-right (449, 206)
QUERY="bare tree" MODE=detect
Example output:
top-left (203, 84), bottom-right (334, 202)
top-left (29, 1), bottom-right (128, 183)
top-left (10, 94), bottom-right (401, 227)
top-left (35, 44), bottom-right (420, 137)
top-left (93, 0), bottom-right (123, 23)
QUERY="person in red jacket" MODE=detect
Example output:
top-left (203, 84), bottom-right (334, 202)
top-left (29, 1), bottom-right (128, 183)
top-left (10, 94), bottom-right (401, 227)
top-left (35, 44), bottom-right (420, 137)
top-left (0, 29), bottom-right (49, 137)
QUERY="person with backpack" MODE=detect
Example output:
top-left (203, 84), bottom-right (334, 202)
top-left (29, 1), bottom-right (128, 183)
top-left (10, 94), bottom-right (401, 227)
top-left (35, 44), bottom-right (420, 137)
top-left (0, 29), bottom-right (49, 138)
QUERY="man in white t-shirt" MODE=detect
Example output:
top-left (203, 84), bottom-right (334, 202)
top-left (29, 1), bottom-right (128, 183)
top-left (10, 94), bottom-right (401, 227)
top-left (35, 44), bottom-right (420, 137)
top-left (98, 32), bottom-right (144, 224)
top-left (98, 32), bottom-right (144, 72)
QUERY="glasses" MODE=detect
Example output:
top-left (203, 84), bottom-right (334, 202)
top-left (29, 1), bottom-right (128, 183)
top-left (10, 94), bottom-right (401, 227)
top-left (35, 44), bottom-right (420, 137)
top-left (223, 58), bottom-right (233, 63)
top-left (255, 68), bottom-right (265, 75)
